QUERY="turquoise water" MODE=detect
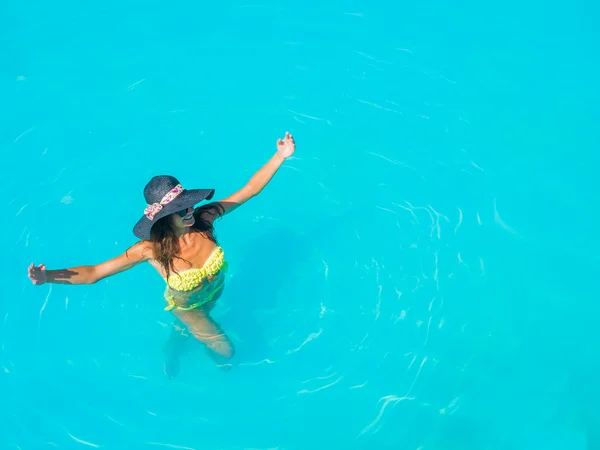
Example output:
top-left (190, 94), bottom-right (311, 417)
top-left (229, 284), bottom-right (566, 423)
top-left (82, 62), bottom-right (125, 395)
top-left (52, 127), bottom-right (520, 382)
top-left (2, 0), bottom-right (599, 448)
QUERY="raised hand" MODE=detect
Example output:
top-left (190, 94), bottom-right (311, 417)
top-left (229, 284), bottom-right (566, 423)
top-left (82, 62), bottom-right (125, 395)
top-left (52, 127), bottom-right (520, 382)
top-left (28, 263), bottom-right (47, 285)
top-left (276, 132), bottom-right (295, 159)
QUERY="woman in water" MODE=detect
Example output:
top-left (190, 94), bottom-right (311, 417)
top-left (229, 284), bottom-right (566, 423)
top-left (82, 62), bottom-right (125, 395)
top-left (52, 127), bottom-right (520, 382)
top-left (27, 132), bottom-right (296, 376)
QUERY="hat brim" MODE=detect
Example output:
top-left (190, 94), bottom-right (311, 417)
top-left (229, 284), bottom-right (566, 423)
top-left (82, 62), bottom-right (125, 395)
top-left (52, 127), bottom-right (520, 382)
top-left (133, 188), bottom-right (215, 240)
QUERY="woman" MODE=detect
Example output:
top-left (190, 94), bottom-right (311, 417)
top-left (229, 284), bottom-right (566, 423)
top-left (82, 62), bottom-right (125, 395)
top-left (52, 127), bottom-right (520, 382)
top-left (27, 132), bottom-right (296, 377)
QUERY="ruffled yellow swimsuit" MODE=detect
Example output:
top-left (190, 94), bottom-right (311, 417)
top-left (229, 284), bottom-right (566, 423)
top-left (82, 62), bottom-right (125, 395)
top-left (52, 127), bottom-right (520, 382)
top-left (163, 246), bottom-right (228, 311)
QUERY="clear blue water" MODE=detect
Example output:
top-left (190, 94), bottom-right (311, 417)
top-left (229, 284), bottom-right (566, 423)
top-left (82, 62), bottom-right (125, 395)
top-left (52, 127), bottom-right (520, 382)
top-left (2, 0), bottom-right (599, 448)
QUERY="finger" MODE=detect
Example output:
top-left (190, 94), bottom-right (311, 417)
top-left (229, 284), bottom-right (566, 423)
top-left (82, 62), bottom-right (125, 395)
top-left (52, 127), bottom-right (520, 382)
top-left (40, 264), bottom-right (46, 271)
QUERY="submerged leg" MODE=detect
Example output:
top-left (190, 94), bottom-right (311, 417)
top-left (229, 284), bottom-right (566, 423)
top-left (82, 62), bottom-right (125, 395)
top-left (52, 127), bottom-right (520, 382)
top-left (172, 308), bottom-right (235, 364)
top-left (163, 321), bottom-right (190, 379)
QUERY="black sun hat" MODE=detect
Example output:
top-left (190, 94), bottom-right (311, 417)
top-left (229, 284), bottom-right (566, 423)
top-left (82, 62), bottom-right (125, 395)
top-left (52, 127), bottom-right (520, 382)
top-left (133, 175), bottom-right (215, 240)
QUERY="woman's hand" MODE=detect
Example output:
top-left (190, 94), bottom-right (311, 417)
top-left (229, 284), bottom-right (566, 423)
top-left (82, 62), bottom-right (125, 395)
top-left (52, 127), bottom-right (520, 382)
top-left (276, 132), bottom-right (295, 159)
top-left (28, 263), bottom-right (47, 285)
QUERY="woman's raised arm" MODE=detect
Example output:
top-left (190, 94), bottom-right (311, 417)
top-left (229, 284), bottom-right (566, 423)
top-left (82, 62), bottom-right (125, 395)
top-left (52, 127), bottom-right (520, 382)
top-left (198, 131), bottom-right (296, 221)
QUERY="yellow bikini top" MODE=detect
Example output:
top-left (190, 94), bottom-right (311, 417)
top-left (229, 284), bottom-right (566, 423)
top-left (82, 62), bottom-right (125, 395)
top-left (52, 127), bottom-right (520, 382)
top-left (166, 246), bottom-right (226, 291)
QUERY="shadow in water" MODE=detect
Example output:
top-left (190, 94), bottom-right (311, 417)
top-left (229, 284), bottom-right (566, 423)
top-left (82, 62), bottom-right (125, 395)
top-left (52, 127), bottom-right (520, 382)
top-left (173, 210), bottom-right (363, 370)
top-left (219, 208), bottom-right (372, 359)
top-left (178, 205), bottom-right (405, 367)
top-left (221, 225), bottom-right (315, 361)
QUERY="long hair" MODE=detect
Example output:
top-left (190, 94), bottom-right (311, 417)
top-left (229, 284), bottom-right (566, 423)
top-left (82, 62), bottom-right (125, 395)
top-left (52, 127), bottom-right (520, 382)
top-left (149, 204), bottom-right (224, 282)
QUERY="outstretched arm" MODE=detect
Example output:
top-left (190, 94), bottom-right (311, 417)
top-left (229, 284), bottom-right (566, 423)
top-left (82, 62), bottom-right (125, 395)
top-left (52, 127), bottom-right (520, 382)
top-left (28, 241), bottom-right (151, 285)
top-left (198, 131), bottom-right (295, 221)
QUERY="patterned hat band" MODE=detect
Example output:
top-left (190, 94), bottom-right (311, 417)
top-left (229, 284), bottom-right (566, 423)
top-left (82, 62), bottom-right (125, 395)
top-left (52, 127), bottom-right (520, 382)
top-left (144, 184), bottom-right (184, 221)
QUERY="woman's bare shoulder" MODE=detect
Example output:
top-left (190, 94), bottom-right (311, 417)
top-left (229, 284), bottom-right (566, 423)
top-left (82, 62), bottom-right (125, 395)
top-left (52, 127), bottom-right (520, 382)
top-left (194, 203), bottom-right (225, 223)
top-left (128, 240), bottom-right (154, 261)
